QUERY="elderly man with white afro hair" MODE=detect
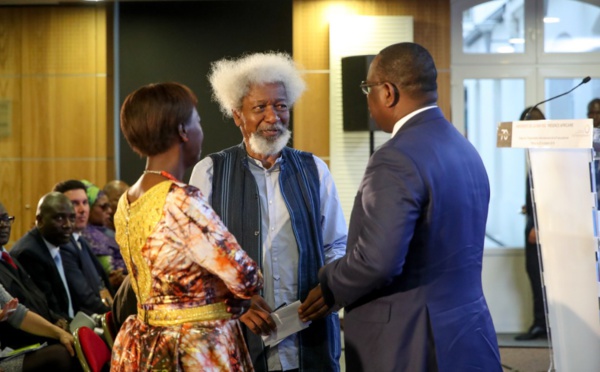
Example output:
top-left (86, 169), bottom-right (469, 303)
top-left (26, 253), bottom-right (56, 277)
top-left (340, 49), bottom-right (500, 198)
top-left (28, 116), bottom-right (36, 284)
top-left (208, 52), bottom-right (306, 117)
top-left (190, 50), bottom-right (347, 372)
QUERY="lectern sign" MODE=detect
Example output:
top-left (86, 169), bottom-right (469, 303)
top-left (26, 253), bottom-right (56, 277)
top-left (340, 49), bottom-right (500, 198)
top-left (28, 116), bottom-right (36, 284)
top-left (497, 117), bottom-right (600, 371)
top-left (496, 119), bottom-right (593, 149)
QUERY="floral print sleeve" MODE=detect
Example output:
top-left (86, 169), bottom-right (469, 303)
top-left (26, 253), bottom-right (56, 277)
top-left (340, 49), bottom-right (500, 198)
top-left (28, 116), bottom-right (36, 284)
top-left (168, 184), bottom-right (262, 299)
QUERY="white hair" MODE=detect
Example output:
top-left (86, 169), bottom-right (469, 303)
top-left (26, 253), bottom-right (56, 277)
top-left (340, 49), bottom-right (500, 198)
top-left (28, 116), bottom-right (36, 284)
top-left (208, 52), bottom-right (306, 117)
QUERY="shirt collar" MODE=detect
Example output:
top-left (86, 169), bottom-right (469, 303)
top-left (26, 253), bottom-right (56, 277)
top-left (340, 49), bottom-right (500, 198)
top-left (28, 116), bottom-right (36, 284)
top-left (247, 154), bottom-right (283, 171)
top-left (391, 105), bottom-right (437, 138)
top-left (42, 237), bottom-right (61, 258)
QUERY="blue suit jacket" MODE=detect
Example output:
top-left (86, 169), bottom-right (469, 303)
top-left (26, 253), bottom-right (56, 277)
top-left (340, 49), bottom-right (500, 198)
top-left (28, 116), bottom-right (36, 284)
top-left (61, 236), bottom-right (111, 315)
top-left (319, 108), bottom-right (501, 371)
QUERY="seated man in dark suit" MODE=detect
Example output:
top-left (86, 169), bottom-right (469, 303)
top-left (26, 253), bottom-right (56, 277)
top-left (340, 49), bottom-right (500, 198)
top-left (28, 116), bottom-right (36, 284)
top-left (0, 201), bottom-right (70, 349)
top-left (10, 192), bottom-right (76, 322)
top-left (53, 180), bottom-right (113, 316)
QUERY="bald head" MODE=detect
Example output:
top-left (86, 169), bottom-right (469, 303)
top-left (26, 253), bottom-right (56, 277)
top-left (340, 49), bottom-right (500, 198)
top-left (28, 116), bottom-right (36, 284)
top-left (103, 180), bottom-right (129, 197)
top-left (376, 42), bottom-right (438, 104)
top-left (36, 192), bottom-right (71, 218)
top-left (36, 192), bottom-right (75, 246)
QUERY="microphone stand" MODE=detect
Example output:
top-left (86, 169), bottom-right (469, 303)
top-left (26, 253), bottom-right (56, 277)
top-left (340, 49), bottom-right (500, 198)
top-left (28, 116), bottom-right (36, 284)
top-left (525, 76), bottom-right (591, 119)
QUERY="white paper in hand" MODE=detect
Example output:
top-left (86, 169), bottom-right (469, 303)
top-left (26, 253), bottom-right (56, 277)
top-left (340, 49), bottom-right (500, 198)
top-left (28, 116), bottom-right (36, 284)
top-left (261, 300), bottom-right (311, 347)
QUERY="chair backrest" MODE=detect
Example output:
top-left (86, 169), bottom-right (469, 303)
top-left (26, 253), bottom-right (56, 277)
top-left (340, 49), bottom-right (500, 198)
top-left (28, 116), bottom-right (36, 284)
top-left (101, 311), bottom-right (116, 348)
top-left (73, 326), bottom-right (111, 372)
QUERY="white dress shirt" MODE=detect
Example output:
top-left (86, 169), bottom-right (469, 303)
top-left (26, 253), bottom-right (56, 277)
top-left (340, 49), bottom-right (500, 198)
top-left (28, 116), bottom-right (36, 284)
top-left (43, 238), bottom-right (74, 318)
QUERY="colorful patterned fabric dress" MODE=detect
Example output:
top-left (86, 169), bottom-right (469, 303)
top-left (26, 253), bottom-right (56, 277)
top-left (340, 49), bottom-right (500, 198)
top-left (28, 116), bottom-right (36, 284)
top-left (110, 181), bottom-right (262, 371)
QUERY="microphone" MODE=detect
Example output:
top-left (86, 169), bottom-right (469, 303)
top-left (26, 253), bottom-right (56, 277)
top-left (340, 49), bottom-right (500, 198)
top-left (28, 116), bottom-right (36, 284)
top-left (525, 76), bottom-right (591, 119)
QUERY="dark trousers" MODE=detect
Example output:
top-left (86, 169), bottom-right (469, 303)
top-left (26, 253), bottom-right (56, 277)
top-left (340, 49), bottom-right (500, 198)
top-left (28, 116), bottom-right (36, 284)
top-left (525, 239), bottom-right (546, 328)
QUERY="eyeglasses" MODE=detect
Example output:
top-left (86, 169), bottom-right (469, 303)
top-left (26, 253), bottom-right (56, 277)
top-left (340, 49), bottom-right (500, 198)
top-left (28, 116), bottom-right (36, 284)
top-left (97, 203), bottom-right (111, 211)
top-left (0, 215), bottom-right (15, 227)
top-left (360, 81), bottom-right (386, 95)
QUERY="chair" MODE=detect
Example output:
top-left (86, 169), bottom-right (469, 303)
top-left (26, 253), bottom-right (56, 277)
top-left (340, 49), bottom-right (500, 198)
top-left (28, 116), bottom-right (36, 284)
top-left (73, 326), bottom-right (111, 372)
top-left (101, 311), bottom-right (117, 348)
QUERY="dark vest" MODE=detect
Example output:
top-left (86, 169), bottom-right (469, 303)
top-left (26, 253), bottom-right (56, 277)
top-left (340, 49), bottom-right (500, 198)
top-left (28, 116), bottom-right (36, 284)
top-left (210, 143), bottom-right (341, 372)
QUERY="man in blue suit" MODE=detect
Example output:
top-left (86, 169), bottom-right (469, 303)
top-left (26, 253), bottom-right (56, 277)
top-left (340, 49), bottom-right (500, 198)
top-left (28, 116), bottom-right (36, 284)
top-left (302, 42), bottom-right (501, 371)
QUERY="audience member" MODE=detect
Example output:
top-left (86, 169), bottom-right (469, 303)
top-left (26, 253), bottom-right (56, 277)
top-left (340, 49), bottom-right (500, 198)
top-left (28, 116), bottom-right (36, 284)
top-left (313, 42), bottom-right (502, 371)
top-left (189, 51), bottom-right (347, 372)
top-left (80, 179), bottom-right (126, 286)
top-left (0, 285), bottom-right (78, 372)
top-left (587, 98), bottom-right (600, 128)
top-left (10, 192), bottom-right (77, 320)
top-left (102, 180), bottom-right (129, 232)
top-left (515, 107), bottom-right (547, 341)
top-left (0, 201), bottom-right (69, 349)
top-left (52, 180), bottom-right (113, 316)
top-left (110, 82), bottom-right (262, 371)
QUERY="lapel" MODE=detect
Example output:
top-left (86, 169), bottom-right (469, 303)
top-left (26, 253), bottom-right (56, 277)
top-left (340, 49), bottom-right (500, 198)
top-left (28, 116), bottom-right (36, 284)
top-left (70, 235), bottom-right (102, 291)
top-left (79, 234), bottom-right (112, 293)
top-left (30, 229), bottom-right (64, 282)
top-left (0, 259), bottom-right (20, 285)
top-left (28, 229), bottom-right (70, 309)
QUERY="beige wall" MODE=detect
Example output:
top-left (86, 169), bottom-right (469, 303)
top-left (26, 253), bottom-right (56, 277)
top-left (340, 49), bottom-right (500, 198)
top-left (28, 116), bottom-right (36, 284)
top-left (292, 0), bottom-right (451, 161)
top-left (0, 5), bottom-right (112, 246)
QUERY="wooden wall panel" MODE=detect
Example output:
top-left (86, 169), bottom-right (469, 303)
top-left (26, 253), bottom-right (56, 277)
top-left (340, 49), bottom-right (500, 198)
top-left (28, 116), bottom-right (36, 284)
top-left (0, 8), bottom-right (22, 74)
top-left (21, 76), bottom-right (105, 158)
top-left (0, 78), bottom-right (21, 158)
top-left (0, 4), bottom-right (111, 247)
top-left (20, 160), bottom-right (110, 231)
top-left (292, 0), bottom-right (451, 156)
top-left (21, 7), bottom-right (104, 74)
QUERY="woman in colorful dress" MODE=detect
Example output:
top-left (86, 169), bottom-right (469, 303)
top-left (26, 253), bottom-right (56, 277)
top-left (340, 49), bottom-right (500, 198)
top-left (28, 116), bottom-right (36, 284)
top-left (110, 82), bottom-right (263, 371)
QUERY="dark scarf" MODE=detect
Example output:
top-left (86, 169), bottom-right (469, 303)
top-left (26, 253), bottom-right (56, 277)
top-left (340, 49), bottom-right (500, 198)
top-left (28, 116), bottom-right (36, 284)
top-left (210, 143), bottom-right (340, 372)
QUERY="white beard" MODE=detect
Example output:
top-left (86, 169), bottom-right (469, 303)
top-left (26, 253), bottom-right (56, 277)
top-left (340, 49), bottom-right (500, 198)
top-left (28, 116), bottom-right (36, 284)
top-left (248, 127), bottom-right (291, 156)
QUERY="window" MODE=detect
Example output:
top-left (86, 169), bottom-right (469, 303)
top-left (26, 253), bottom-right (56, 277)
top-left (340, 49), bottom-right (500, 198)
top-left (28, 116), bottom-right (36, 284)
top-left (452, 0), bottom-right (600, 249)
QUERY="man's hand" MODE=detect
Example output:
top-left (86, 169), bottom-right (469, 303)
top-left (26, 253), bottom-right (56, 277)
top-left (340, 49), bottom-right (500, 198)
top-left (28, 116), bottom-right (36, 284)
top-left (57, 329), bottom-right (75, 357)
top-left (527, 227), bottom-right (537, 245)
top-left (298, 284), bottom-right (331, 322)
top-left (225, 297), bottom-right (251, 319)
top-left (239, 295), bottom-right (277, 336)
top-left (0, 298), bottom-right (18, 322)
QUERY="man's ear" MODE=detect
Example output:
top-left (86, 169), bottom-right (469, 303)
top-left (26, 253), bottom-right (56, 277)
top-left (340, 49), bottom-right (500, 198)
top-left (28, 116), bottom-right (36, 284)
top-left (232, 110), bottom-right (242, 127)
top-left (384, 82), bottom-right (399, 107)
top-left (178, 123), bottom-right (188, 142)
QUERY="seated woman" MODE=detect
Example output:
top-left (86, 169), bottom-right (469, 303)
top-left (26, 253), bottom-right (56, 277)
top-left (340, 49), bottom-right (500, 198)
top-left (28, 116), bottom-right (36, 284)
top-left (80, 180), bottom-right (127, 289)
top-left (110, 82), bottom-right (263, 371)
top-left (0, 284), bottom-right (78, 372)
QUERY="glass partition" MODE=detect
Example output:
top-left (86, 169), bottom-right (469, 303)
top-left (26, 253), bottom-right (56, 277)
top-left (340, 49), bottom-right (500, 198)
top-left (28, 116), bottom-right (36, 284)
top-left (544, 0), bottom-right (600, 53)
top-left (462, 0), bottom-right (525, 54)
top-left (464, 78), bottom-right (526, 248)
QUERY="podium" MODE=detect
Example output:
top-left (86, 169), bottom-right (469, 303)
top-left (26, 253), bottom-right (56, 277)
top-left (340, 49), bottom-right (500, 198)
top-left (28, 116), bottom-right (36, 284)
top-left (497, 119), bottom-right (600, 371)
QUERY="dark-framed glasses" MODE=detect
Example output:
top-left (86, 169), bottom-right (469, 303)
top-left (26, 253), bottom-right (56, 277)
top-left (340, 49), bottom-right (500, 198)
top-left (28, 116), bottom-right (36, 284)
top-left (98, 203), bottom-right (111, 211)
top-left (360, 81), bottom-right (385, 95)
top-left (0, 215), bottom-right (15, 227)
